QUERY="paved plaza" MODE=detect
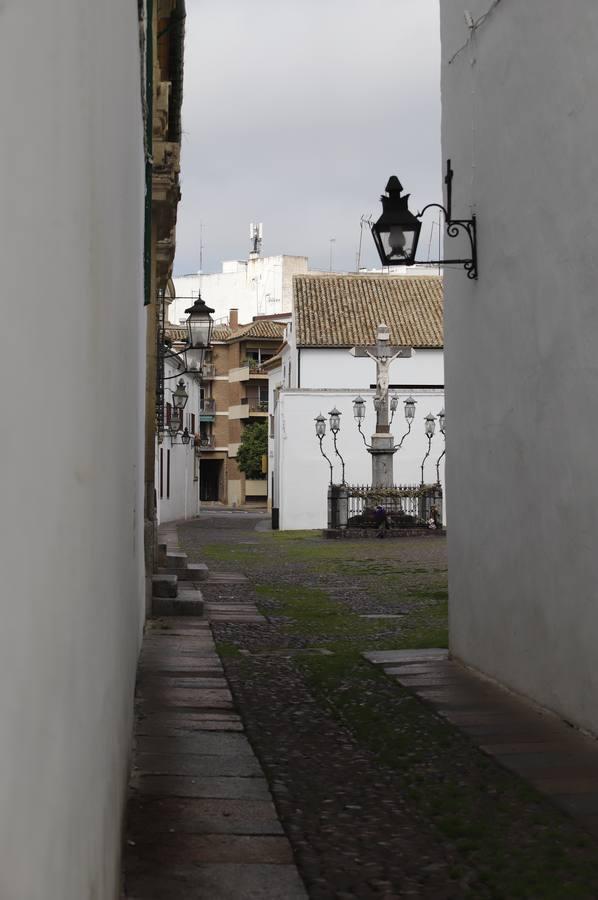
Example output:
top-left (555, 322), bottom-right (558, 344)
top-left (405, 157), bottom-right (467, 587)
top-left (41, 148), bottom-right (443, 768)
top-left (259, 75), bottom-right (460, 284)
top-left (125, 512), bottom-right (598, 899)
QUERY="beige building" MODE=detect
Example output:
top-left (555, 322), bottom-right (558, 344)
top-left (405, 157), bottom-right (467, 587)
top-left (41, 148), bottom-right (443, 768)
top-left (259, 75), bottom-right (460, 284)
top-left (144, 0), bottom-right (186, 595)
top-left (166, 310), bottom-right (286, 506)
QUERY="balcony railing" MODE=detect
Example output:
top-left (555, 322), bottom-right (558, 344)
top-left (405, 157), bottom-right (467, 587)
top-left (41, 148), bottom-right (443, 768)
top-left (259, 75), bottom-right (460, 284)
top-left (201, 363), bottom-right (215, 379)
top-left (248, 400), bottom-right (269, 413)
top-left (200, 398), bottom-right (216, 414)
top-left (199, 435), bottom-right (215, 448)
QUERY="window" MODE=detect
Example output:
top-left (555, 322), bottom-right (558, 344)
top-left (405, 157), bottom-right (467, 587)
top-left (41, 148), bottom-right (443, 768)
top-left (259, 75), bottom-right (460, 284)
top-left (191, 413), bottom-right (196, 433)
top-left (159, 447), bottom-right (164, 499)
top-left (165, 402), bottom-right (172, 425)
top-left (166, 449), bottom-right (171, 499)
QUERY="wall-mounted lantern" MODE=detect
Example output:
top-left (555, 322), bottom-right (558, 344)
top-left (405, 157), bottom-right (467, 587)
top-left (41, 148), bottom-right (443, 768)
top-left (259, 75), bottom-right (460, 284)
top-left (172, 379), bottom-right (189, 411)
top-left (372, 160), bottom-right (477, 279)
top-left (185, 295), bottom-right (215, 356)
top-left (371, 176), bottom-right (422, 266)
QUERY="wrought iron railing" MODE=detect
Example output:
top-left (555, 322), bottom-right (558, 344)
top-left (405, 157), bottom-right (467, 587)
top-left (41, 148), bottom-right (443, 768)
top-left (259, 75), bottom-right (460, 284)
top-left (200, 398), bottom-right (216, 414)
top-left (345, 484), bottom-right (443, 528)
top-left (248, 399), bottom-right (268, 413)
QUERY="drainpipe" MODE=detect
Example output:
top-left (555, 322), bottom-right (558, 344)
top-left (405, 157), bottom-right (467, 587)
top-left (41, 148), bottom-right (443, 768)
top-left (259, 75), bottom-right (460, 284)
top-left (144, 0), bottom-right (153, 306)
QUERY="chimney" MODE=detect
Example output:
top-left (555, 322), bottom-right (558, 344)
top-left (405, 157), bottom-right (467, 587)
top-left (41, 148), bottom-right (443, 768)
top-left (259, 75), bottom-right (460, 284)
top-left (229, 308), bottom-right (239, 329)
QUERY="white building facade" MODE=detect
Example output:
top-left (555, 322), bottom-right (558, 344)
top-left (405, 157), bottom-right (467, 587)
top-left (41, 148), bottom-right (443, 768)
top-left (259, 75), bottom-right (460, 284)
top-left (172, 254), bottom-right (309, 325)
top-left (0, 1), bottom-right (146, 897)
top-left (268, 275), bottom-right (445, 530)
top-left (441, 2), bottom-right (598, 735)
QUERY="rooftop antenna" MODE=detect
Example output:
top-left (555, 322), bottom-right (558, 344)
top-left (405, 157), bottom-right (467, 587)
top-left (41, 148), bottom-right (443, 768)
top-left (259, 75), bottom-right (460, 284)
top-left (329, 237), bottom-right (336, 272)
top-left (356, 214), bottom-right (372, 271)
top-left (249, 222), bottom-right (263, 257)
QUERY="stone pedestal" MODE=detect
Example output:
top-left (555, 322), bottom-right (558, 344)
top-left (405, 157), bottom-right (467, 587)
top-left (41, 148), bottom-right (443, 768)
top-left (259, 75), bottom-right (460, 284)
top-left (368, 434), bottom-right (397, 488)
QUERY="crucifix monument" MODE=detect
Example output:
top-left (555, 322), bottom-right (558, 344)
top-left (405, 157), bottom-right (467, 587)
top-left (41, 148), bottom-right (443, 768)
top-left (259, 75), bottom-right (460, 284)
top-left (351, 323), bottom-right (412, 487)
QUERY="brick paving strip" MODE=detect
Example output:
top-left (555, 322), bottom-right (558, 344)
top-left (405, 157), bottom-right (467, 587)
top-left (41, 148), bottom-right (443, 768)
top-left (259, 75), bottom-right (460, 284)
top-left (363, 649), bottom-right (598, 838)
top-left (124, 614), bottom-right (307, 899)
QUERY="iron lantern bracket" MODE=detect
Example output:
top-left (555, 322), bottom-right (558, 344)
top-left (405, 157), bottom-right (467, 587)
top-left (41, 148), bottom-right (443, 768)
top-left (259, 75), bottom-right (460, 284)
top-left (415, 160), bottom-right (478, 280)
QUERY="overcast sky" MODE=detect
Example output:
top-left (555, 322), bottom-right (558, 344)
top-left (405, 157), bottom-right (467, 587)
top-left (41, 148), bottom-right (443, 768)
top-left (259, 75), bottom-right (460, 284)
top-left (174, 0), bottom-right (441, 276)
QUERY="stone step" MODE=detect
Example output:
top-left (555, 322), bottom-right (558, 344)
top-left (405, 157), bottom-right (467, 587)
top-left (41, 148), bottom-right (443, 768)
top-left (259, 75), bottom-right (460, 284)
top-left (153, 589), bottom-right (204, 618)
top-left (151, 574), bottom-right (178, 599)
top-left (163, 550), bottom-right (188, 570)
top-left (157, 562), bottom-right (209, 582)
top-left (157, 543), bottom-right (168, 564)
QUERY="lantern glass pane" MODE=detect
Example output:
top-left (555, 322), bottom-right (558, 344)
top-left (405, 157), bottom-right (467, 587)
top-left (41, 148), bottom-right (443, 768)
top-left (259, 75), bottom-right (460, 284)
top-left (404, 397), bottom-right (416, 420)
top-left (390, 394), bottom-right (399, 412)
top-left (378, 224), bottom-right (418, 263)
top-left (172, 381), bottom-right (188, 410)
top-left (188, 316), bottom-right (211, 350)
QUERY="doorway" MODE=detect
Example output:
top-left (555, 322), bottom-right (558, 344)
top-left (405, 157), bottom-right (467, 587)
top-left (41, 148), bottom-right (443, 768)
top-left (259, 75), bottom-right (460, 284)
top-left (200, 459), bottom-right (222, 501)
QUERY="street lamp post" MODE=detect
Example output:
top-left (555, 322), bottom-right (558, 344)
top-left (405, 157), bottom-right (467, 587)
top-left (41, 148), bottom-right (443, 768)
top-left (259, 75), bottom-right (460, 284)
top-left (328, 407), bottom-right (346, 484)
top-left (421, 412), bottom-right (437, 485)
top-left (435, 409), bottom-right (446, 485)
top-left (315, 413), bottom-right (334, 485)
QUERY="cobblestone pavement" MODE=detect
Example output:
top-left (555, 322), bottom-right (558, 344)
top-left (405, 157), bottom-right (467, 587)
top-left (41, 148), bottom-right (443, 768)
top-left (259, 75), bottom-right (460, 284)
top-left (178, 513), bottom-right (598, 899)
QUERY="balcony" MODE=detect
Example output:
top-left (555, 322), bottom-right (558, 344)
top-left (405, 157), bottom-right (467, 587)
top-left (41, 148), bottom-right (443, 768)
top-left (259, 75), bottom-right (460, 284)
top-left (198, 435), bottom-right (215, 449)
top-left (229, 362), bottom-right (269, 383)
top-left (200, 398), bottom-right (216, 421)
top-left (229, 398), bottom-right (269, 420)
top-left (201, 362), bottom-right (215, 379)
top-left (247, 400), bottom-right (269, 415)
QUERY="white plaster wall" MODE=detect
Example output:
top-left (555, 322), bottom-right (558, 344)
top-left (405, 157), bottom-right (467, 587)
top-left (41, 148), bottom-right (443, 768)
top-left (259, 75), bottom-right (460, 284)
top-left (277, 390), bottom-right (445, 530)
top-left (441, 2), bottom-right (598, 734)
top-left (267, 364), bottom-right (284, 513)
top-left (172, 255), bottom-right (309, 325)
top-left (157, 363), bottom-right (202, 524)
top-left (298, 348), bottom-right (444, 390)
top-left (0, 2), bottom-right (145, 897)
top-left (156, 441), bottom-right (199, 523)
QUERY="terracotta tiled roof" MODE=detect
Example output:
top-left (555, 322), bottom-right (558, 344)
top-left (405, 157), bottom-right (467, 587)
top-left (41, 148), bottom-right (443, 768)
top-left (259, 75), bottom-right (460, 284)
top-left (164, 324), bottom-right (187, 342)
top-left (294, 274), bottom-right (443, 348)
top-left (165, 320), bottom-right (286, 345)
top-left (213, 320), bottom-right (286, 343)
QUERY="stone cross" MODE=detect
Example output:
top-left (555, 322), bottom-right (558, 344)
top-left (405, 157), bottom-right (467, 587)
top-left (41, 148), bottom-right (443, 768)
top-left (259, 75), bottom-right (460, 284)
top-left (350, 323), bottom-right (412, 487)
top-left (351, 324), bottom-right (412, 434)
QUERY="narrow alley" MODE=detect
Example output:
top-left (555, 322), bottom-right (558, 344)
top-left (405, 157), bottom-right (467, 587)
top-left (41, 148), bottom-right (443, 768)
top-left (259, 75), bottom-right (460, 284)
top-left (124, 513), bottom-right (598, 899)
